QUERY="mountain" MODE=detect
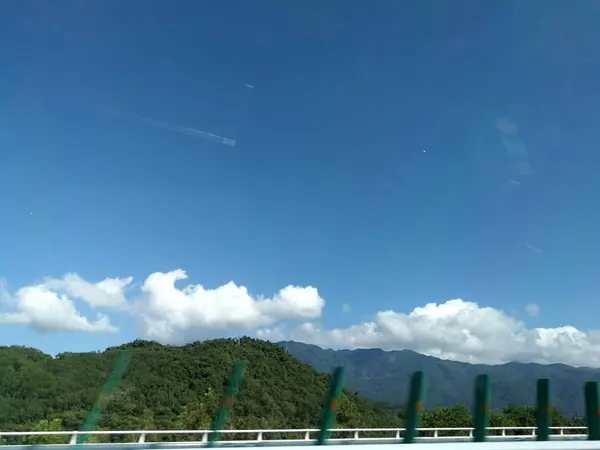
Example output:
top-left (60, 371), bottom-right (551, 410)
top-left (0, 338), bottom-right (400, 442)
top-left (279, 341), bottom-right (600, 417)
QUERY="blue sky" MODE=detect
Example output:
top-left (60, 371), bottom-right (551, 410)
top-left (1, 1), bottom-right (600, 365)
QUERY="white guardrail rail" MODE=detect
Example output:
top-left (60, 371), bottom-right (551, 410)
top-left (0, 427), bottom-right (593, 447)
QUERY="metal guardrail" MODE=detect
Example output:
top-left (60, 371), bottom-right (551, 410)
top-left (0, 427), bottom-right (590, 446)
top-left (8, 357), bottom-right (596, 448)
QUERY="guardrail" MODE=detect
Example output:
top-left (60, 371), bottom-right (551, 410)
top-left (0, 427), bottom-right (590, 446)
top-left (9, 355), bottom-right (597, 447)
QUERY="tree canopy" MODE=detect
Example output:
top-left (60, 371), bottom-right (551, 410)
top-left (0, 338), bottom-right (399, 443)
top-left (0, 338), bottom-right (588, 445)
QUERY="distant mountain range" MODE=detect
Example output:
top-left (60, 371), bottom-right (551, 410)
top-left (278, 341), bottom-right (600, 417)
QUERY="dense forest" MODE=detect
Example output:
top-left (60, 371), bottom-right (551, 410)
top-left (281, 341), bottom-right (600, 417)
top-left (0, 338), bottom-right (398, 444)
top-left (0, 338), bottom-right (589, 445)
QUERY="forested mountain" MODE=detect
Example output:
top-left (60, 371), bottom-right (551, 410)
top-left (279, 341), bottom-right (600, 417)
top-left (0, 338), bottom-right (399, 443)
top-left (0, 337), bottom-right (594, 445)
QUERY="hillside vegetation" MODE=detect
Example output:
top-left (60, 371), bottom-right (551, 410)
top-left (0, 338), bottom-right (399, 444)
top-left (281, 341), bottom-right (600, 417)
top-left (0, 338), bottom-right (593, 446)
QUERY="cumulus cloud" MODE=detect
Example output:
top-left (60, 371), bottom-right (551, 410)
top-left (42, 273), bottom-right (132, 308)
top-left (0, 273), bottom-right (129, 333)
top-left (134, 270), bottom-right (325, 344)
top-left (0, 285), bottom-right (116, 333)
top-left (1, 270), bottom-right (600, 367)
top-left (258, 299), bottom-right (600, 368)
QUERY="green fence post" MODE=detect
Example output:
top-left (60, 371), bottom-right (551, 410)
top-left (209, 360), bottom-right (247, 446)
top-left (316, 366), bottom-right (346, 445)
top-left (585, 381), bottom-right (600, 441)
top-left (404, 371), bottom-right (427, 444)
top-left (78, 352), bottom-right (132, 444)
top-left (536, 379), bottom-right (551, 441)
top-left (473, 374), bottom-right (491, 442)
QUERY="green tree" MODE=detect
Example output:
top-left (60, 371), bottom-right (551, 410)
top-left (23, 419), bottom-right (67, 445)
top-left (177, 388), bottom-right (219, 431)
top-left (0, 338), bottom-right (401, 442)
top-left (421, 405), bottom-right (472, 437)
top-left (0, 338), bottom-right (585, 442)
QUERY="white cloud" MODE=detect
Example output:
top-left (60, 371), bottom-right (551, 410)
top-left (0, 273), bottom-right (129, 333)
top-left (42, 273), bottom-right (132, 308)
top-left (342, 303), bottom-right (352, 313)
top-left (525, 303), bottom-right (540, 317)
top-left (134, 270), bottom-right (324, 344)
top-left (258, 299), bottom-right (600, 368)
top-left (0, 285), bottom-right (116, 333)
top-left (2, 270), bottom-right (600, 368)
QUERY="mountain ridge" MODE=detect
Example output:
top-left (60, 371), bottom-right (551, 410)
top-left (278, 340), bottom-right (600, 417)
top-left (0, 338), bottom-right (400, 436)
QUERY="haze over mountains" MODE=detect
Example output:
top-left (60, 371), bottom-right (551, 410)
top-left (279, 341), bottom-right (600, 417)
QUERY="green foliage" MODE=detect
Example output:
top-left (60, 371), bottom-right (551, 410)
top-left (282, 341), bottom-right (600, 417)
top-left (0, 338), bottom-right (590, 445)
top-left (422, 404), bottom-right (472, 429)
top-left (419, 404), bottom-right (585, 438)
top-left (22, 419), bottom-right (68, 445)
top-left (0, 338), bottom-right (399, 443)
